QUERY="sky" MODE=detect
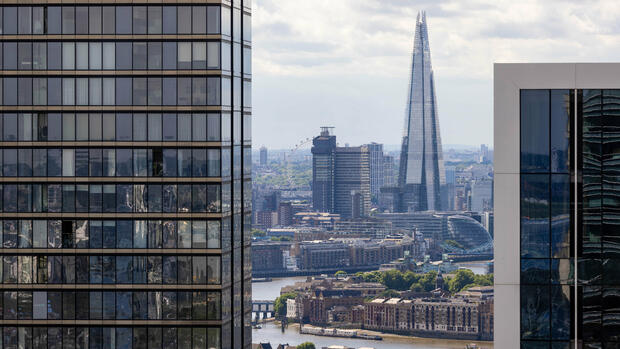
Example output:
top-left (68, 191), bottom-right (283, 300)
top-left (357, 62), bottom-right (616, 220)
top-left (251, 0), bottom-right (620, 149)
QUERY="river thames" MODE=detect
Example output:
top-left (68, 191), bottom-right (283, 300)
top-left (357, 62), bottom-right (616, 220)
top-left (251, 263), bottom-right (493, 348)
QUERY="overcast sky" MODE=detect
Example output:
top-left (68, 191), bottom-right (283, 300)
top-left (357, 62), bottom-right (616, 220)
top-left (251, 0), bottom-right (620, 149)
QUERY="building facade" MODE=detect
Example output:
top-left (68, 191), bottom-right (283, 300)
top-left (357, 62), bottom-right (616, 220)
top-left (0, 2), bottom-right (251, 348)
top-left (311, 127), bottom-right (336, 213)
top-left (366, 142), bottom-right (384, 199)
top-left (494, 63), bottom-right (620, 348)
top-left (333, 146), bottom-right (370, 219)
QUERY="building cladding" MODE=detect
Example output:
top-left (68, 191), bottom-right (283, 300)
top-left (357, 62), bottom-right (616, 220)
top-left (494, 63), bottom-right (620, 348)
top-left (395, 11), bottom-right (446, 212)
top-left (0, 2), bottom-right (251, 349)
top-left (311, 128), bottom-right (336, 213)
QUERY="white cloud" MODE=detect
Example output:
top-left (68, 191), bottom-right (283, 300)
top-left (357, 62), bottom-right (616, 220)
top-left (251, 0), bottom-right (620, 149)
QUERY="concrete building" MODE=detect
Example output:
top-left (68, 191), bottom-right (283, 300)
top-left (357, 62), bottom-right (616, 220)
top-left (493, 63), bottom-right (620, 348)
top-left (0, 1), bottom-right (252, 348)
top-left (383, 154), bottom-right (396, 187)
top-left (251, 242), bottom-right (292, 273)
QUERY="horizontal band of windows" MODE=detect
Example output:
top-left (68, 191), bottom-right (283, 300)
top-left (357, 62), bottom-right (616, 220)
top-left (0, 142), bottom-right (224, 147)
top-left (0, 107), bottom-right (232, 112)
top-left (0, 213), bottom-right (229, 219)
top-left (0, 321), bottom-right (224, 326)
top-left (0, 254), bottom-right (225, 285)
top-left (0, 35), bottom-right (225, 40)
top-left (0, 249), bottom-right (224, 254)
top-left (0, 178), bottom-right (225, 183)
top-left (0, 71), bottom-right (231, 76)
top-left (0, 285), bottom-right (224, 290)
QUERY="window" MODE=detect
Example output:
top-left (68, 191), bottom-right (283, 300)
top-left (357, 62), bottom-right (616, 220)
top-left (89, 6), bottom-right (102, 34)
top-left (162, 7), bottom-right (177, 34)
top-left (76, 7), bottom-right (89, 34)
top-left (33, 43), bottom-right (46, 70)
top-left (207, 6), bottom-right (221, 34)
top-left (148, 42), bottom-right (162, 70)
top-left (133, 6), bottom-right (147, 34)
top-left (18, 42), bottom-right (32, 70)
top-left (178, 7), bottom-right (192, 34)
top-left (192, 6), bottom-right (207, 34)
top-left (193, 42), bottom-right (207, 69)
top-left (63, 43), bottom-right (75, 70)
top-left (116, 6), bottom-right (132, 34)
top-left (62, 7), bottom-right (75, 34)
top-left (103, 6), bottom-right (115, 34)
top-left (178, 43), bottom-right (191, 70)
top-left (148, 7), bottom-right (162, 34)
top-left (133, 42), bottom-right (147, 70)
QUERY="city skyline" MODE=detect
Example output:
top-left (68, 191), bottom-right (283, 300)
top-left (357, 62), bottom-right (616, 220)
top-left (252, 0), bottom-right (620, 149)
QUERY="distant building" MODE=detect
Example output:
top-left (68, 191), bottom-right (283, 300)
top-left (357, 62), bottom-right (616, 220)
top-left (278, 202), bottom-right (294, 226)
top-left (312, 127), bottom-right (337, 213)
top-left (334, 146), bottom-right (370, 218)
top-left (367, 143), bottom-right (385, 198)
top-left (311, 128), bottom-right (371, 218)
top-left (251, 241), bottom-right (292, 273)
top-left (381, 12), bottom-right (447, 212)
top-left (383, 154), bottom-right (395, 186)
top-left (482, 211), bottom-right (494, 239)
top-left (260, 146), bottom-right (268, 166)
top-left (470, 179), bottom-right (493, 212)
top-left (365, 297), bottom-right (492, 340)
top-left (256, 211), bottom-right (278, 230)
top-left (479, 144), bottom-right (490, 163)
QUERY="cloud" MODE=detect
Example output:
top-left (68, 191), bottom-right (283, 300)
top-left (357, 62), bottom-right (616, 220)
top-left (250, 0), bottom-right (620, 149)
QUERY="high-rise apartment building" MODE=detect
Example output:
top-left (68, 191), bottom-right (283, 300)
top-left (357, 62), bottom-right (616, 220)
top-left (382, 12), bottom-right (447, 213)
top-left (383, 154), bottom-right (395, 187)
top-left (495, 63), bottom-right (620, 348)
top-left (259, 146), bottom-right (267, 166)
top-left (0, 2), bottom-right (251, 348)
top-left (366, 142), bottom-right (384, 199)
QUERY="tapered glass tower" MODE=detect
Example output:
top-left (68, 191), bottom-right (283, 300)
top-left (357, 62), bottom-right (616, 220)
top-left (397, 11), bottom-right (446, 212)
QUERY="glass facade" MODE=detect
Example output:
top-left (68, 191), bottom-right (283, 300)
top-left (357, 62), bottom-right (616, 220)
top-left (520, 89), bottom-right (620, 348)
top-left (0, 2), bottom-right (251, 349)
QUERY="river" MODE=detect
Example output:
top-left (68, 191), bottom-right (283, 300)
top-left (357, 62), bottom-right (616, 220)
top-left (251, 262), bottom-right (493, 348)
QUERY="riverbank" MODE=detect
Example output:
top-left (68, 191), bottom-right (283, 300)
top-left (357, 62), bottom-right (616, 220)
top-left (283, 323), bottom-right (493, 348)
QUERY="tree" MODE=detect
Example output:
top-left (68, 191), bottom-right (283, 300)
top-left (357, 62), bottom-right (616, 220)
top-left (380, 289), bottom-right (400, 299)
top-left (448, 269), bottom-right (476, 294)
top-left (273, 292), bottom-right (296, 318)
top-left (297, 343), bottom-right (316, 349)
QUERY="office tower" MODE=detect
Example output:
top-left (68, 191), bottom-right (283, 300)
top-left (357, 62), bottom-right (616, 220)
top-left (0, 2), bottom-right (252, 349)
top-left (482, 212), bottom-right (493, 239)
top-left (494, 63), bottom-right (620, 348)
top-left (383, 12), bottom-right (446, 212)
top-left (259, 146), bottom-right (267, 166)
top-left (366, 142), bottom-right (384, 199)
top-left (479, 144), bottom-right (490, 163)
top-left (311, 128), bottom-right (370, 218)
top-left (383, 154), bottom-right (395, 186)
top-left (311, 127), bottom-right (336, 212)
top-left (470, 179), bottom-right (493, 212)
top-left (334, 146), bottom-right (370, 218)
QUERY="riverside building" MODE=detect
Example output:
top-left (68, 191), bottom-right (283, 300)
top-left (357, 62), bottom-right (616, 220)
top-left (0, 1), bottom-right (251, 348)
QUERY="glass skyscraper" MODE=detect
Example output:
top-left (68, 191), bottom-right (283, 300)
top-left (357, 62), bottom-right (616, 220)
top-left (0, 2), bottom-right (251, 349)
top-left (383, 11), bottom-right (446, 213)
top-left (495, 63), bottom-right (620, 348)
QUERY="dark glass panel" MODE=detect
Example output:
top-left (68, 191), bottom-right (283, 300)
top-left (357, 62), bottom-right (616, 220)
top-left (521, 259), bottom-right (550, 285)
top-left (551, 174), bottom-right (571, 258)
top-left (521, 174), bottom-right (550, 258)
top-left (521, 90), bottom-right (550, 172)
top-left (521, 285), bottom-right (550, 340)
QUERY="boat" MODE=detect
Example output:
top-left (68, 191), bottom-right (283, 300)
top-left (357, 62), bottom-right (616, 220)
top-left (465, 344), bottom-right (478, 349)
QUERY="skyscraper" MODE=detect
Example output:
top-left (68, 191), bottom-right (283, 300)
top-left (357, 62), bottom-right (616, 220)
top-left (312, 127), bottom-right (336, 213)
top-left (259, 146), bottom-right (268, 166)
top-left (382, 12), bottom-right (446, 213)
top-left (0, 2), bottom-right (252, 348)
top-left (495, 63), bottom-right (620, 348)
top-left (311, 128), bottom-right (370, 218)
top-left (366, 143), bottom-right (384, 199)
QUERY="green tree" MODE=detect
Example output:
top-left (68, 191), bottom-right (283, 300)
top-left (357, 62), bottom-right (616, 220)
top-left (448, 269), bottom-right (476, 294)
top-left (297, 343), bottom-right (316, 349)
top-left (379, 289), bottom-right (400, 298)
top-left (381, 269), bottom-right (406, 290)
top-left (273, 292), bottom-right (296, 318)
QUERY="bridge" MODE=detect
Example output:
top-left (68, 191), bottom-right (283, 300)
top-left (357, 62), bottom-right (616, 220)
top-left (252, 300), bottom-right (275, 322)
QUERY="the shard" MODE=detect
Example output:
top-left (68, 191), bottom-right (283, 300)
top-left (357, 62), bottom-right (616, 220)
top-left (382, 11), bottom-right (447, 212)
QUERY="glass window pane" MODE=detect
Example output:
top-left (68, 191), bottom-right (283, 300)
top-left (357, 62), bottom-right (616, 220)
top-left (148, 7), bottom-right (162, 34)
top-left (192, 7), bottom-right (206, 34)
top-left (133, 6), bottom-right (146, 34)
top-left (116, 6), bottom-right (132, 34)
top-left (162, 7), bottom-right (176, 34)
top-left (521, 90), bottom-right (550, 172)
top-left (89, 6), bottom-right (102, 34)
top-left (62, 7), bottom-right (75, 34)
top-left (521, 174), bottom-right (550, 258)
top-left (178, 7), bottom-right (191, 34)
